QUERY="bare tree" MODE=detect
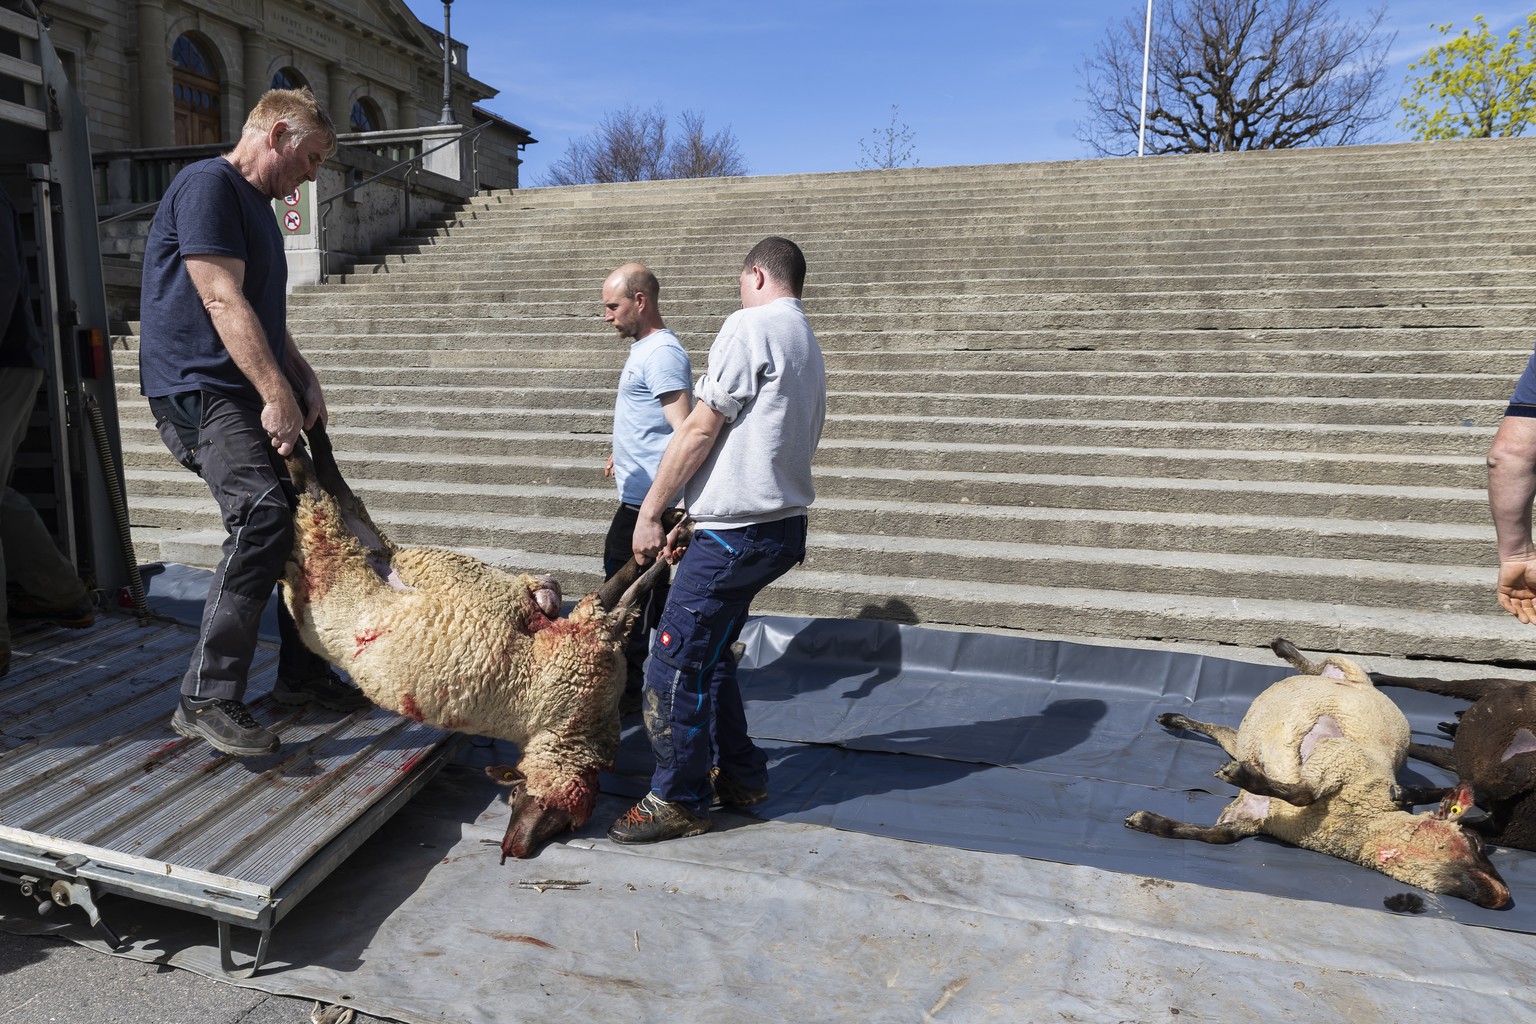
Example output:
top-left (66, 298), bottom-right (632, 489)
top-left (857, 104), bottom-right (919, 169)
top-left (665, 109), bottom-right (748, 178)
top-left (542, 105), bottom-right (746, 185)
top-left (1078, 0), bottom-right (1394, 157)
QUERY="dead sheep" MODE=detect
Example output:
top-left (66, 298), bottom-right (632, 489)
top-left (1370, 668), bottom-right (1536, 852)
top-left (280, 421), bottom-right (678, 860)
top-left (1125, 638), bottom-right (1509, 908)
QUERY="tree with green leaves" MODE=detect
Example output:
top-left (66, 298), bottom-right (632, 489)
top-left (1400, 13), bottom-right (1536, 140)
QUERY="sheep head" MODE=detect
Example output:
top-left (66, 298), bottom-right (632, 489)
top-left (1381, 814), bottom-right (1510, 909)
top-left (486, 761), bottom-right (602, 863)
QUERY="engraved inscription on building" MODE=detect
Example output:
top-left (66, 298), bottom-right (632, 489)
top-left (266, 7), bottom-right (347, 57)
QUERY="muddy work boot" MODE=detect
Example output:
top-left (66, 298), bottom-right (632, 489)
top-left (710, 767), bottom-right (768, 809)
top-left (607, 792), bottom-right (712, 844)
top-left (9, 592), bottom-right (95, 629)
top-left (272, 669), bottom-right (372, 712)
top-left (172, 696), bottom-right (280, 757)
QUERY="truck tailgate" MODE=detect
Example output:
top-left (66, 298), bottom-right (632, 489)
top-left (0, 611), bottom-right (456, 973)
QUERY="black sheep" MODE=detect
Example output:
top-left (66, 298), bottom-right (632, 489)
top-left (1371, 670), bottom-right (1536, 851)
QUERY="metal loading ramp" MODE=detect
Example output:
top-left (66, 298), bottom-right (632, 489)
top-left (0, 612), bottom-right (457, 976)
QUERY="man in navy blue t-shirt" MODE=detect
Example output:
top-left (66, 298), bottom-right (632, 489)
top-left (140, 87), bottom-right (368, 757)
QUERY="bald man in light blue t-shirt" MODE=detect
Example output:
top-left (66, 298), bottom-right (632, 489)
top-left (600, 263), bottom-right (692, 711)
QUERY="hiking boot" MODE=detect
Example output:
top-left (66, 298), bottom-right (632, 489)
top-left (172, 696), bottom-right (280, 757)
top-left (607, 792), bottom-right (712, 844)
top-left (272, 669), bottom-right (372, 712)
top-left (9, 592), bottom-right (95, 629)
top-left (710, 767), bottom-right (768, 808)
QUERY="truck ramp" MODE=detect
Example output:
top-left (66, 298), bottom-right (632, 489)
top-left (0, 611), bottom-right (456, 976)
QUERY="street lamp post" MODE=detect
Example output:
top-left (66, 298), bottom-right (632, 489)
top-left (438, 0), bottom-right (454, 125)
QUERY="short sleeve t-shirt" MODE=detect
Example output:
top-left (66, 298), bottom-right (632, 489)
top-left (1508, 340), bottom-right (1536, 416)
top-left (138, 158), bottom-right (288, 406)
top-left (612, 328), bottom-right (692, 506)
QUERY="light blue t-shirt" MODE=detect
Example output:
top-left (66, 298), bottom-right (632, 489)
top-left (613, 328), bottom-right (692, 505)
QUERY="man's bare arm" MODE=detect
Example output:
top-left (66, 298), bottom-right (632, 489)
top-left (1487, 414), bottom-right (1536, 622)
top-left (183, 254), bottom-right (303, 454)
top-left (633, 401), bottom-right (724, 563)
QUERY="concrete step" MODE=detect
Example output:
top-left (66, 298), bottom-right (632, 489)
top-left (123, 449), bottom-right (1490, 529)
top-left (279, 307), bottom-right (1532, 334)
top-left (114, 405), bottom-right (1495, 457)
top-left (126, 520), bottom-right (1531, 664)
top-left (286, 285), bottom-right (1536, 314)
top-left (111, 388), bottom-right (1511, 432)
top-left (121, 479), bottom-right (1495, 612)
top-left (108, 366), bottom-right (1523, 402)
top-left (115, 433), bottom-right (1486, 489)
top-left (302, 266), bottom-right (1535, 297)
top-left (118, 136), bottom-right (1536, 664)
top-left (114, 345), bottom-right (1533, 376)
top-left (126, 483), bottom-right (1495, 571)
top-left (331, 243), bottom-right (1533, 279)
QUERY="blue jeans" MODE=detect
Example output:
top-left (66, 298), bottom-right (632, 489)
top-left (643, 515), bottom-right (807, 814)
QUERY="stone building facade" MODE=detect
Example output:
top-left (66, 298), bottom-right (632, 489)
top-left (39, 0), bottom-right (532, 189)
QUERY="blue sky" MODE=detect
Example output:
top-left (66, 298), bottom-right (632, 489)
top-left (399, 2), bottom-right (1530, 184)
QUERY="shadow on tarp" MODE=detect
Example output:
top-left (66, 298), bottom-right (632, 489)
top-left (139, 566), bottom-right (1536, 932)
top-left (609, 614), bottom-right (1536, 932)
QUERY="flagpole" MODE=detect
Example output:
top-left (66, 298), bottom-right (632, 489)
top-left (1138, 0), bottom-right (1152, 156)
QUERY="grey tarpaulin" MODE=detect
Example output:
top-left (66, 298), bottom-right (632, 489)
top-left (4, 566), bottom-right (1530, 1022)
top-left (602, 614), bottom-right (1536, 931)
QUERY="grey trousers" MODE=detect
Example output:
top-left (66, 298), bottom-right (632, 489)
top-left (151, 389), bottom-right (327, 701)
top-left (1, 366), bottom-right (88, 647)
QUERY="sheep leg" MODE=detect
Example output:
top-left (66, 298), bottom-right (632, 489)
top-left (1407, 741), bottom-right (1457, 772)
top-left (300, 418), bottom-right (393, 556)
top-left (1215, 760), bottom-right (1318, 805)
top-left (1393, 783), bottom-right (1452, 808)
top-left (1156, 711), bottom-right (1239, 758)
top-left (594, 509), bottom-right (691, 612)
top-left (1269, 637), bottom-right (1323, 675)
top-left (1124, 810), bottom-right (1253, 844)
top-left (1369, 673), bottom-right (1514, 701)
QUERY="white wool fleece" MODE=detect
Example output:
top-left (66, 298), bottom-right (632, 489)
top-left (686, 297), bottom-right (826, 530)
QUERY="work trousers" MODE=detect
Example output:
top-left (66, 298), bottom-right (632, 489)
top-left (602, 502), bottom-right (670, 693)
top-left (0, 366), bottom-right (88, 646)
top-left (642, 515), bottom-right (807, 813)
top-left (150, 390), bottom-right (327, 700)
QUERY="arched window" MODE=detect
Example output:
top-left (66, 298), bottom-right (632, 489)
top-left (271, 67), bottom-right (308, 91)
top-left (172, 34), bottom-right (221, 145)
top-left (350, 97), bottom-right (385, 133)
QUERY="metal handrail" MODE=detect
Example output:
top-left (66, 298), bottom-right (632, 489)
top-left (98, 199), bottom-right (161, 226)
top-left (317, 120), bottom-right (491, 283)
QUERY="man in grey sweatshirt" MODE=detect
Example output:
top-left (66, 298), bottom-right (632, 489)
top-left (609, 236), bottom-right (826, 844)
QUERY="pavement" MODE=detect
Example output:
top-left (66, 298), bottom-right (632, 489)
top-left (0, 929), bottom-right (389, 1024)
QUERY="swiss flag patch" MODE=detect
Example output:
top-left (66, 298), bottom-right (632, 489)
top-left (659, 630), bottom-right (675, 650)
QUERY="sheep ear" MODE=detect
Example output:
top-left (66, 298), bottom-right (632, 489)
top-left (484, 764), bottom-right (525, 789)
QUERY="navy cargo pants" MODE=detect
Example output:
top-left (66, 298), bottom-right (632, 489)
top-left (150, 390), bottom-right (329, 701)
top-left (642, 515), bottom-right (807, 814)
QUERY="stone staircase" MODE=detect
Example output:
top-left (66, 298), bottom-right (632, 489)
top-left (114, 137), bottom-right (1536, 664)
